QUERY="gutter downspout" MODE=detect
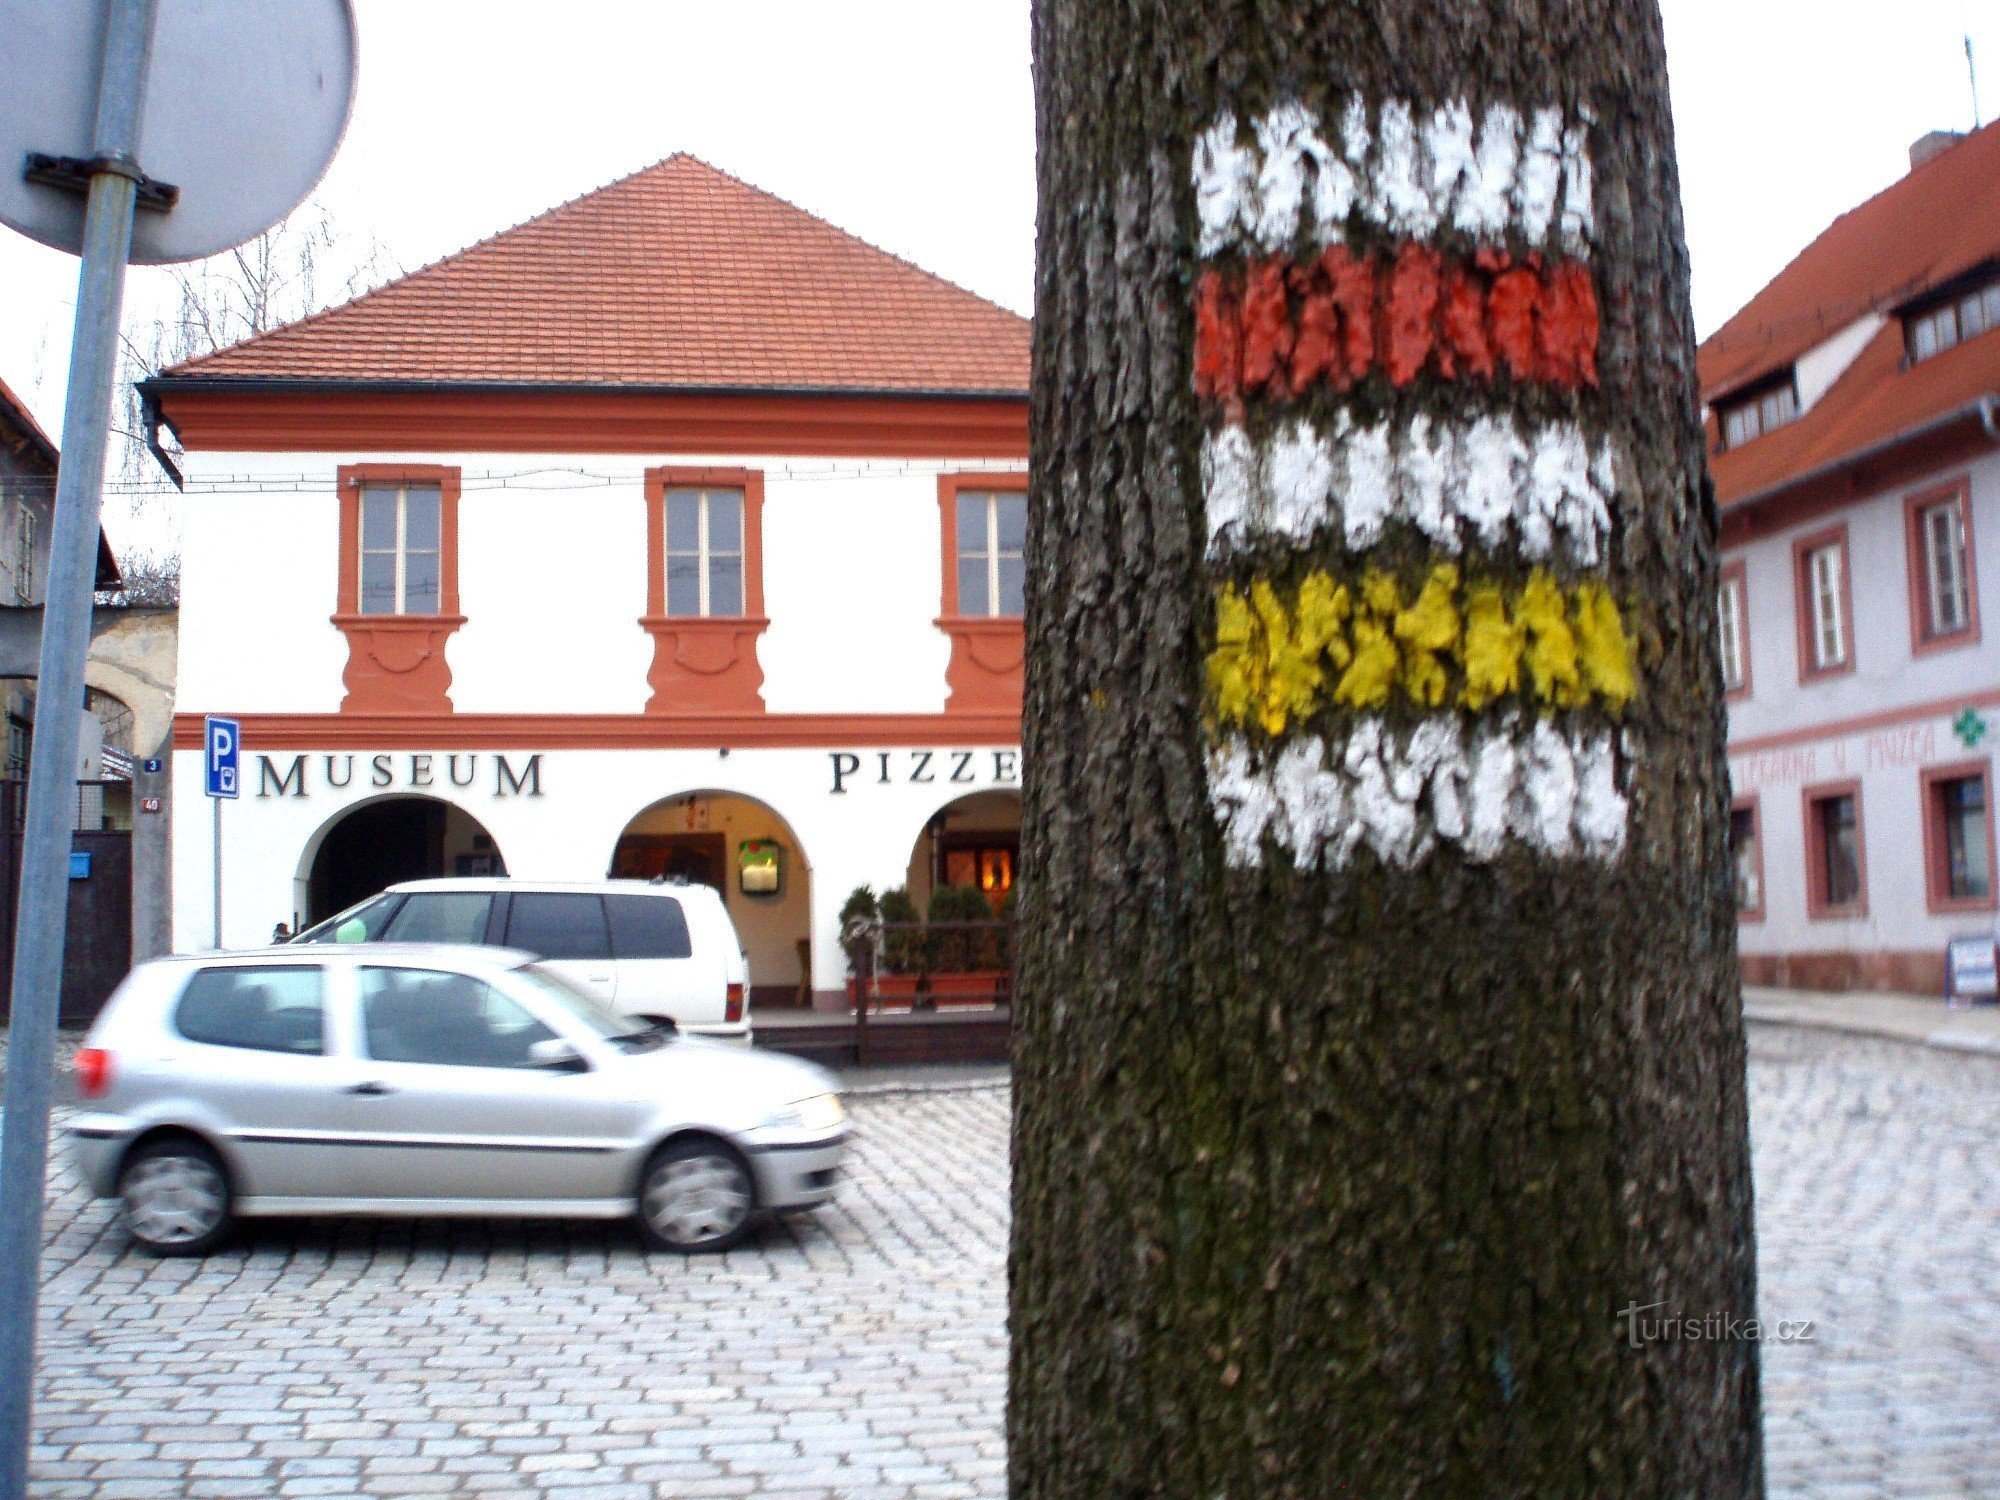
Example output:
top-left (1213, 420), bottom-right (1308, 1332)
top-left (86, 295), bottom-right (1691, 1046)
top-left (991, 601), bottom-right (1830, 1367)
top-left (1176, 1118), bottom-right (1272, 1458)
top-left (138, 387), bottom-right (182, 490)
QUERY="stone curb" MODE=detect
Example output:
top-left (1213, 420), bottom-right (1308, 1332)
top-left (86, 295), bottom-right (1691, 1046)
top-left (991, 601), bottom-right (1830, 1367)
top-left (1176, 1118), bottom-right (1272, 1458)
top-left (1743, 1001), bottom-right (2000, 1058)
top-left (844, 1075), bottom-right (1011, 1099)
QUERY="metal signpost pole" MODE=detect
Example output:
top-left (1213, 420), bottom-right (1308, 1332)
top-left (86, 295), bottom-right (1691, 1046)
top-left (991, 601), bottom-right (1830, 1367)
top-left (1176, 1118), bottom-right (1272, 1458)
top-left (0, 4), bottom-right (157, 1494)
top-left (204, 715), bottom-right (238, 945)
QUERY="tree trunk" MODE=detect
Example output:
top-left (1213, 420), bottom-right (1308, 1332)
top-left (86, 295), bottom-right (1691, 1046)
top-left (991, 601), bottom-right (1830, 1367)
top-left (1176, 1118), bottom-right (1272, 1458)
top-left (1010, 2), bottom-right (1761, 1494)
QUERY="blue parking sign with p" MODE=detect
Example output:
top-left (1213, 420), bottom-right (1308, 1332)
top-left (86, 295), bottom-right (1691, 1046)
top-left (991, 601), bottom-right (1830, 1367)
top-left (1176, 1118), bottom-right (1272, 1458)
top-left (204, 716), bottom-right (240, 799)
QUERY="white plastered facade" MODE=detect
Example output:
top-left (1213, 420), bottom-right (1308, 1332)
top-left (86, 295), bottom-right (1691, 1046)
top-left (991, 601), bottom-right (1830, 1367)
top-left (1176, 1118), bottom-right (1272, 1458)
top-left (171, 447), bottom-right (1026, 1000)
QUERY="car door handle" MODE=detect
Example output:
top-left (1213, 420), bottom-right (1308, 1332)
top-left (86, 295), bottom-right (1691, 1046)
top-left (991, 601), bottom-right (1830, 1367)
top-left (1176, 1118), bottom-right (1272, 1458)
top-left (344, 1081), bottom-right (394, 1097)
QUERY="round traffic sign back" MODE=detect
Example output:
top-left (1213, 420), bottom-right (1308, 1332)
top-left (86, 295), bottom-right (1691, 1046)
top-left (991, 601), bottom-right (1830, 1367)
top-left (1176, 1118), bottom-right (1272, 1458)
top-left (0, 0), bottom-right (356, 264)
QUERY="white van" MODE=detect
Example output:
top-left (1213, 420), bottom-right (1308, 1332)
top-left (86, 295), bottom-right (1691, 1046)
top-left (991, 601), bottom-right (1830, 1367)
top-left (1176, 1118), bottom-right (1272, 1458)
top-left (291, 879), bottom-right (753, 1040)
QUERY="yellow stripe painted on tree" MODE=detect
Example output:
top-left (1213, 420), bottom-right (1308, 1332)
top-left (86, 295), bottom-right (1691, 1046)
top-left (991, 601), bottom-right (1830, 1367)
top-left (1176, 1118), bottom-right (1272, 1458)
top-left (1207, 563), bottom-right (1637, 734)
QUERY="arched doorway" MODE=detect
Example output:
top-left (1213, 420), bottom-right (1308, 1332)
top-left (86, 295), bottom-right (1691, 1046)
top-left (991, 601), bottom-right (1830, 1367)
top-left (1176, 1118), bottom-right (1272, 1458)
top-left (610, 790), bottom-right (813, 1009)
top-left (304, 795), bottom-right (507, 925)
top-left (907, 790), bottom-right (1021, 913)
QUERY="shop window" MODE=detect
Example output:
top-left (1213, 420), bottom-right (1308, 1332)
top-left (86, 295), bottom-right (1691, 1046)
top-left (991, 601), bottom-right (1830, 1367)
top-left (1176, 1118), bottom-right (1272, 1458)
top-left (944, 843), bottom-right (1016, 910)
top-left (1803, 782), bottom-right (1866, 919)
top-left (956, 490), bottom-right (1026, 618)
top-left (664, 487), bottom-right (746, 617)
top-left (1923, 762), bottom-right (1995, 913)
top-left (1718, 560), bottom-right (1750, 697)
top-left (1904, 479), bottom-right (1979, 653)
top-left (1730, 797), bottom-right (1763, 920)
top-left (1793, 524), bottom-right (1853, 681)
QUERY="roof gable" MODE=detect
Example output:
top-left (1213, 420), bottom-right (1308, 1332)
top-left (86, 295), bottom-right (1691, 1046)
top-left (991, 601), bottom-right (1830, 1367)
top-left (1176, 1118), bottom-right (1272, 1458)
top-left (165, 155), bottom-right (1030, 397)
top-left (1699, 119), bottom-right (2000, 401)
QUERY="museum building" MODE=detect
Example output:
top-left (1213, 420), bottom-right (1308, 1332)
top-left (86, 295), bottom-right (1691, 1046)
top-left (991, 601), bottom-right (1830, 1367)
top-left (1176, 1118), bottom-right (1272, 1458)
top-left (144, 155), bottom-right (1030, 1007)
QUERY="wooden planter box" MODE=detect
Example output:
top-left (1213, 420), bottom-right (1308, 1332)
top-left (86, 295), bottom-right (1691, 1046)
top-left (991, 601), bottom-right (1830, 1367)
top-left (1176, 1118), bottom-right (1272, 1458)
top-left (872, 970), bottom-right (1009, 1006)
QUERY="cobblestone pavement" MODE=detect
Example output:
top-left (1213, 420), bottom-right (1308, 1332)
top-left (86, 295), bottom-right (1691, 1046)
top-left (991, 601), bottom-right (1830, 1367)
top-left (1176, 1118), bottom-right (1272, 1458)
top-left (23, 1026), bottom-right (2000, 1496)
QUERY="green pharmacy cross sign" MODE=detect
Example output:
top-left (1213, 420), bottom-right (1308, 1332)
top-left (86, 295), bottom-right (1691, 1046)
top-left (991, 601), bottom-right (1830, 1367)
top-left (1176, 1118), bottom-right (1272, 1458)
top-left (1953, 707), bottom-right (1990, 751)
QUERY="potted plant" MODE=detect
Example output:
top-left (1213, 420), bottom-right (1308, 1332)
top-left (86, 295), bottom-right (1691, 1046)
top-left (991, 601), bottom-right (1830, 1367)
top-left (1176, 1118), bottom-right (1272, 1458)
top-left (927, 883), bottom-right (1006, 1004)
top-left (873, 886), bottom-right (929, 1006)
top-left (839, 885), bottom-right (879, 1007)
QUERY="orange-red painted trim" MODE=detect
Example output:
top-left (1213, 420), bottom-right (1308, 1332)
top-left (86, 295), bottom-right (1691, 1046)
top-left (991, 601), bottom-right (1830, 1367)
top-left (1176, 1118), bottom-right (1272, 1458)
top-left (1792, 522), bottom-right (1856, 685)
top-left (1719, 557), bottom-right (1751, 703)
top-left (1802, 777), bottom-right (1869, 921)
top-left (171, 712), bottom-right (1023, 751)
top-left (641, 467), bottom-right (768, 713)
top-left (936, 472), bottom-right (1028, 714)
top-left (334, 464), bottom-right (463, 714)
top-left (1919, 757), bottom-right (1997, 916)
top-left (157, 387), bottom-right (1030, 460)
top-left (1903, 476), bottom-right (1981, 657)
top-left (1731, 792), bottom-right (1766, 924)
top-left (1727, 687), bottom-right (2000, 757)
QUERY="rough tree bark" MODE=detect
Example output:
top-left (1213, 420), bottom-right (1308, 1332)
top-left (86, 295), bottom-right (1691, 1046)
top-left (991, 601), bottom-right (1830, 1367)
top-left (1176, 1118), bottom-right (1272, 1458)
top-left (1011, 2), bottom-right (1761, 1495)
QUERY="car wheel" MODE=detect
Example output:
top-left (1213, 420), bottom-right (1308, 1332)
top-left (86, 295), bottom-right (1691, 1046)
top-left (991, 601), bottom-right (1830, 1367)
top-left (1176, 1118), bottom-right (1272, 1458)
top-left (637, 1137), bottom-right (756, 1252)
top-left (120, 1137), bottom-right (233, 1256)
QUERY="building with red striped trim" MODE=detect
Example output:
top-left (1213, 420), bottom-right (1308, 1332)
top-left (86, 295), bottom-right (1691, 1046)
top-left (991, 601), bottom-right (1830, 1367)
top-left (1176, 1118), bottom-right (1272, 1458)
top-left (1707, 125), bottom-right (2000, 996)
top-left (143, 156), bottom-right (1030, 1009)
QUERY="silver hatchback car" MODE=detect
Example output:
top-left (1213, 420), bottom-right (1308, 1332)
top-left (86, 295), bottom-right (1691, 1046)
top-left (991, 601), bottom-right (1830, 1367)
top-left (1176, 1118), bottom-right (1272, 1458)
top-left (69, 944), bottom-right (847, 1256)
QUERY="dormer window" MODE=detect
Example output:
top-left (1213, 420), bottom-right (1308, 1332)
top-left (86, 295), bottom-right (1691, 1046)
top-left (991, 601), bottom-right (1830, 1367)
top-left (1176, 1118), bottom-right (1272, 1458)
top-left (1717, 374), bottom-right (1798, 449)
top-left (1902, 268), bottom-right (2000, 362)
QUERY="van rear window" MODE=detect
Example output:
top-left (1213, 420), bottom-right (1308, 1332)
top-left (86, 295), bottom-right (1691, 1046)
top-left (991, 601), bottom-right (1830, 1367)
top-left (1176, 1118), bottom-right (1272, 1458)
top-left (504, 893), bottom-right (613, 961)
top-left (606, 894), bottom-right (692, 960)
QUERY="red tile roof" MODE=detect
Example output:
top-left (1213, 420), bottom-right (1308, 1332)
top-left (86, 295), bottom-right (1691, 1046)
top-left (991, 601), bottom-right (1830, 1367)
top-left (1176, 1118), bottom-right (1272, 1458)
top-left (0, 373), bottom-right (58, 470)
top-left (165, 155), bottom-right (1030, 397)
top-left (1699, 121), bottom-right (2000, 508)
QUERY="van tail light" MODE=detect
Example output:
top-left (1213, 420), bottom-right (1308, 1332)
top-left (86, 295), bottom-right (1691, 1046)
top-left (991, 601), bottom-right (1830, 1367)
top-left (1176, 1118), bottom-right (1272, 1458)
top-left (74, 1048), bottom-right (113, 1099)
top-left (725, 983), bottom-right (745, 1024)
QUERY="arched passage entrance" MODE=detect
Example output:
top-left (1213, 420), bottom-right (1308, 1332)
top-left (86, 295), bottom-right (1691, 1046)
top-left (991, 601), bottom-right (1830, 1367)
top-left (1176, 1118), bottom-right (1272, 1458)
top-left (907, 789), bottom-right (1021, 913)
top-left (304, 795), bottom-right (507, 925)
top-left (611, 790), bottom-right (812, 1008)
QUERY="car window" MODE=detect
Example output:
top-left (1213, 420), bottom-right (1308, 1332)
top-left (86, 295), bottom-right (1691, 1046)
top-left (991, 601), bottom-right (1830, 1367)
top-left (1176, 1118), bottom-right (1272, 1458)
top-left (606, 894), bottom-right (692, 960)
top-left (291, 893), bottom-right (403, 944)
top-left (175, 966), bottom-right (326, 1055)
top-left (514, 963), bottom-right (634, 1039)
top-left (383, 892), bottom-right (493, 945)
top-left (504, 893), bottom-right (612, 961)
top-left (358, 967), bottom-right (557, 1069)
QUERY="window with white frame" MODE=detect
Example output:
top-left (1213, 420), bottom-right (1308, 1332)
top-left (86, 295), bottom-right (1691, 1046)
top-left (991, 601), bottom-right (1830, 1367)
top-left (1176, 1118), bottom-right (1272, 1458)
top-left (956, 490), bottom-right (1026, 617)
top-left (663, 487), bottom-right (744, 617)
top-left (1718, 569), bottom-right (1748, 692)
top-left (1916, 493), bottom-right (1972, 639)
top-left (1718, 378), bottom-right (1799, 449)
top-left (1803, 538), bottom-right (1848, 672)
top-left (357, 484), bottom-right (442, 616)
top-left (13, 504), bottom-right (35, 605)
top-left (1905, 277), bottom-right (2000, 363)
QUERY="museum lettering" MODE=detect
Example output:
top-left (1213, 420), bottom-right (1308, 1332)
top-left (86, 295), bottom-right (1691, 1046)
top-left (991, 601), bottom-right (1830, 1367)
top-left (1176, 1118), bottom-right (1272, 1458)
top-left (256, 753), bottom-right (545, 799)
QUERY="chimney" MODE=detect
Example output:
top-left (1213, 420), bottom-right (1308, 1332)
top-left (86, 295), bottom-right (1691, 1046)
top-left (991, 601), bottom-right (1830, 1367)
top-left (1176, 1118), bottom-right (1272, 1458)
top-left (1910, 129), bottom-right (1966, 171)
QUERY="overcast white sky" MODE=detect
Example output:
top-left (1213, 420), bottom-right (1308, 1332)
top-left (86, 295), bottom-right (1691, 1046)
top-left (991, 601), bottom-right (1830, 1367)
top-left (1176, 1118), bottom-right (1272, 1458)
top-left (3, 0), bottom-right (1996, 546)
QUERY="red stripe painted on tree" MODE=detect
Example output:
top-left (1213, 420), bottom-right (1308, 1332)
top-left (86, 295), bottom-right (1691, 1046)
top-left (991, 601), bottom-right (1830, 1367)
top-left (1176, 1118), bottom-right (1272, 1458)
top-left (1193, 247), bottom-right (1600, 401)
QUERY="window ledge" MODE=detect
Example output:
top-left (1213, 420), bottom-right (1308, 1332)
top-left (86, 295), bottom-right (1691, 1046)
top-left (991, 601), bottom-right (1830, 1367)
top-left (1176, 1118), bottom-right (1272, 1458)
top-left (937, 616), bottom-right (1023, 714)
top-left (639, 615), bottom-right (768, 714)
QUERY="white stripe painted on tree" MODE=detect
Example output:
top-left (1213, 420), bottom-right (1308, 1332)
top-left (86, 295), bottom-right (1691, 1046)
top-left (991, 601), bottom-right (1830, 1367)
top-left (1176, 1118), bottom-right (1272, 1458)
top-left (1193, 98), bottom-right (1595, 257)
top-left (1208, 719), bottom-right (1627, 870)
top-left (1201, 416), bottom-right (1617, 565)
